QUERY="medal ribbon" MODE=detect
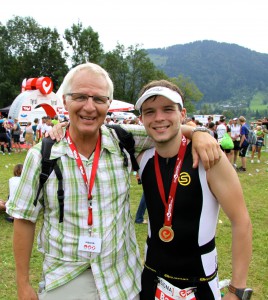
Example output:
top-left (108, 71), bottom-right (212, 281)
top-left (154, 136), bottom-right (187, 227)
top-left (66, 130), bottom-right (101, 226)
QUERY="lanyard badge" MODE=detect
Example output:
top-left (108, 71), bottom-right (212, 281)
top-left (66, 130), bottom-right (102, 253)
top-left (66, 130), bottom-right (101, 232)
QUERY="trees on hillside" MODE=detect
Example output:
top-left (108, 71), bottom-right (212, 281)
top-left (147, 41), bottom-right (268, 106)
top-left (64, 22), bottom-right (104, 66)
top-left (102, 44), bottom-right (168, 103)
top-left (171, 75), bottom-right (203, 113)
top-left (0, 16), bottom-right (202, 112)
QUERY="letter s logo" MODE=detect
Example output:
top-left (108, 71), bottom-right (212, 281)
top-left (178, 172), bottom-right (191, 186)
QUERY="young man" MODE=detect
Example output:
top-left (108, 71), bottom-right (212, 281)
top-left (135, 80), bottom-right (252, 300)
top-left (7, 63), bottom-right (221, 300)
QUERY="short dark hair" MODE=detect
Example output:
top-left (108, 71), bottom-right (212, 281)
top-left (208, 122), bottom-right (215, 129)
top-left (13, 164), bottom-right (23, 177)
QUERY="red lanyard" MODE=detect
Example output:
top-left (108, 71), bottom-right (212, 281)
top-left (66, 130), bottom-right (101, 226)
top-left (154, 136), bottom-right (187, 227)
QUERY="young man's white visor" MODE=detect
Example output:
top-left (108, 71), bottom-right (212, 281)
top-left (135, 86), bottom-right (183, 110)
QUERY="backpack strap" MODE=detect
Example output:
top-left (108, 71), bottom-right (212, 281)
top-left (54, 163), bottom-right (64, 223)
top-left (105, 124), bottom-right (139, 171)
top-left (33, 137), bottom-right (64, 223)
top-left (33, 137), bottom-right (56, 206)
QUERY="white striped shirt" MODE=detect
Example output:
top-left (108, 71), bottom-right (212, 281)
top-left (7, 124), bottom-right (153, 300)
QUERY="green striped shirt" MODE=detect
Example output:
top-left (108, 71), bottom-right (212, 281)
top-left (7, 124), bottom-right (153, 300)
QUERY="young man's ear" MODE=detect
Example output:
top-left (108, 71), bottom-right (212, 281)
top-left (140, 113), bottom-right (143, 124)
top-left (181, 108), bottom-right (187, 123)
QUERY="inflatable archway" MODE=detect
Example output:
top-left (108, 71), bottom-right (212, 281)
top-left (8, 77), bottom-right (65, 126)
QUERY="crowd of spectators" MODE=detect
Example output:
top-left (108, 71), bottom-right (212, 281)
top-left (104, 114), bottom-right (142, 125)
top-left (0, 115), bottom-right (63, 154)
top-left (184, 115), bottom-right (267, 172)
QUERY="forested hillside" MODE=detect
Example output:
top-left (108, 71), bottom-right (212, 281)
top-left (147, 40), bottom-right (268, 105)
top-left (1, 17), bottom-right (268, 118)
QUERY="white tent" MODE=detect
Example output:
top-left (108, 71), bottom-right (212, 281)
top-left (108, 99), bottom-right (134, 112)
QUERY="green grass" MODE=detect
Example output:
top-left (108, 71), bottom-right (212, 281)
top-left (1, 150), bottom-right (268, 299)
top-left (250, 92), bottom-right (268, 112)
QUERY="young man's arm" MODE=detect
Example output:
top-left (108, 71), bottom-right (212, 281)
top-left (13, 219), bottom-right (38, 300)
top-left (49, 123), bottom-right (221, 170)
top-left (207, 154), bottom-right (252, 298)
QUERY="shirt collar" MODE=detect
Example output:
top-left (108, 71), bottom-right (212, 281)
top-left (49, 125), bottom-right (120, 160)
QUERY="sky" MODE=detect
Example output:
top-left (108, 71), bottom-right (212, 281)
top-left (1, 0), bottom-right (268, 54)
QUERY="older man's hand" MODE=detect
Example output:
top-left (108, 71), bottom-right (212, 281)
top-left (191, 131), bottom-right (222, 170)
top-left (49, 122), bottom-right (68, 142)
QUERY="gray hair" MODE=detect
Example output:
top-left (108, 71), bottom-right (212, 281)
top-left (61, 62), bottom-right (114, 100)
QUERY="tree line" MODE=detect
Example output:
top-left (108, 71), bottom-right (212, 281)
top-left (0, 16), bottom-right (202, 113)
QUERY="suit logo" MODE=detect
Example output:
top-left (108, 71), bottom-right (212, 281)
top-left (178, 172), bottom-right (191, 186)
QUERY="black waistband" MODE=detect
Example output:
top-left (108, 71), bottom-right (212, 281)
top-left (144, 263), bottom-right (218, 283)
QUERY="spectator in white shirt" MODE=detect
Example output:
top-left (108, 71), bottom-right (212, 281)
top-left (230, 118), bottom-right (241, 168)
top-left (216, 116), bottom-right (227, 143)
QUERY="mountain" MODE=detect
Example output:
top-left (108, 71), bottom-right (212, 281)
top-left (146, 40), bottom-right (268, 105)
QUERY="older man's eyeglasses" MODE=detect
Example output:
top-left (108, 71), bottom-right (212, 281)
top-left (66, 93), bottom-right (110, 105)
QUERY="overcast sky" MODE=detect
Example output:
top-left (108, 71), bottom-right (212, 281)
top-left (1, 0), bottom-right (268, 54)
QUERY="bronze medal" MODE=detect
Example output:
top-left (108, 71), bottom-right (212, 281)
top-left (155, 138), bottom-right (187, 244)
top-left (159, 226), bottom-right (174, 242)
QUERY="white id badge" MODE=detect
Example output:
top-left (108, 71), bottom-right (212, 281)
top-left (78, 236), bottom-right (102, 253)
top-left (155, 277), bottom-right (196, 300)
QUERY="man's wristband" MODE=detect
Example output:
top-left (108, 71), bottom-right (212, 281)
top-left (192, 127), bottom-right (210, 135)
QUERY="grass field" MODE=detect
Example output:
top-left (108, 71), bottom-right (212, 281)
top-left (0, 150), bottom-right (268, 299)
top-left (250, 92), bottom-right (268, 112)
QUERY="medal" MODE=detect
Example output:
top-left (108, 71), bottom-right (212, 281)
top-left (159, 226), bottom-right (174, 242)
top-left (154, 135), bottom-right (187, 243)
